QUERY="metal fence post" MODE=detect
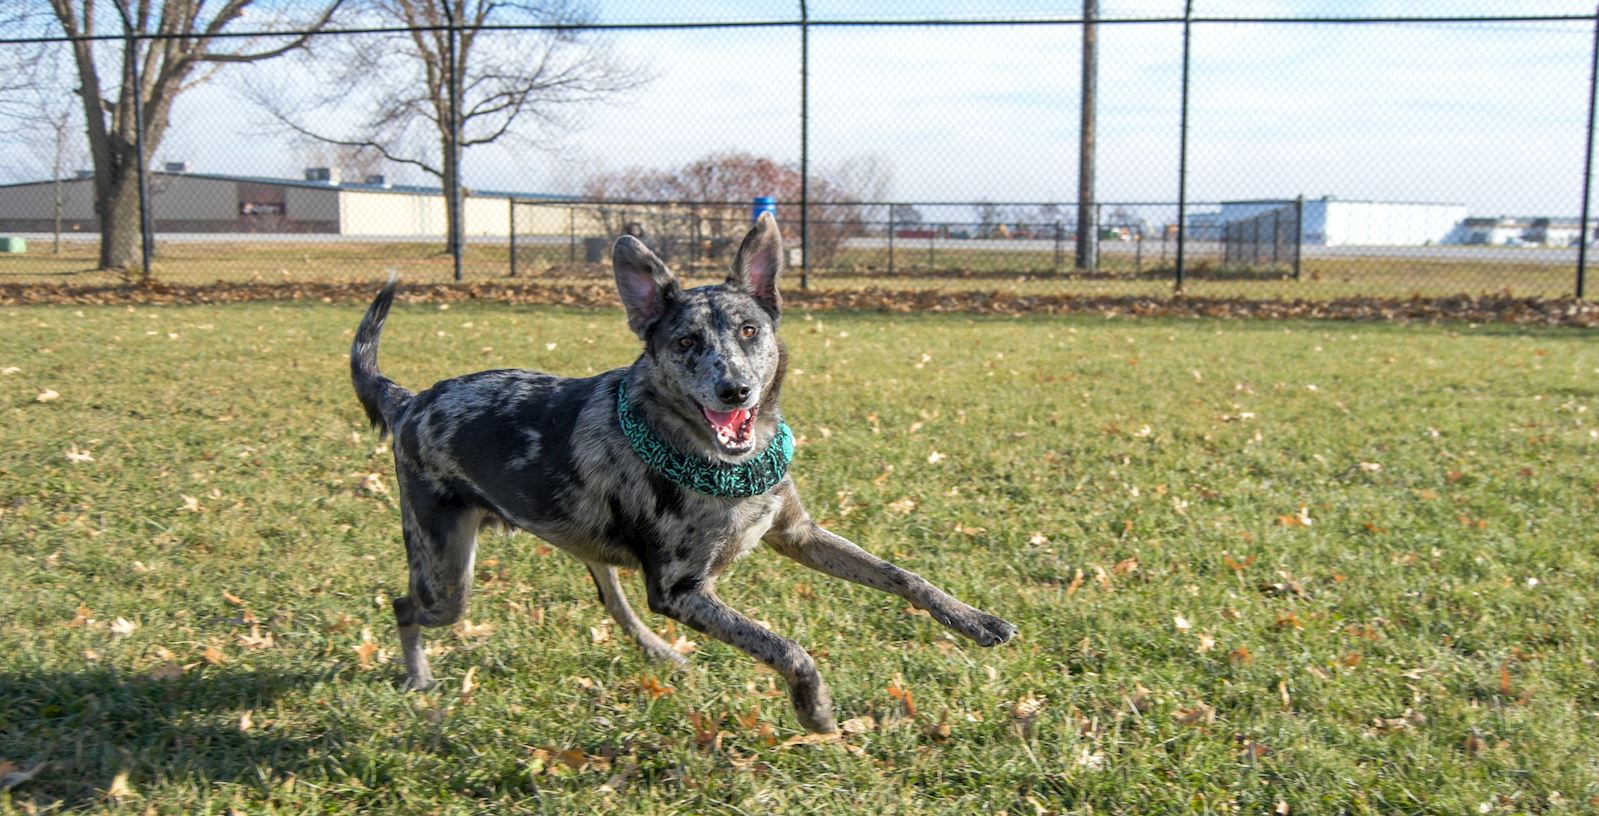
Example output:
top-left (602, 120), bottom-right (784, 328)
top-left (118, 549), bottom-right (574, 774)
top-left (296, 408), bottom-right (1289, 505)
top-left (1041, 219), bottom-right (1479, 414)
top-left (1579, 2), bottom-right (1599, 298)
top-left (1293, 195), bottom-right (1304, 280)
top-left (569, 206), bottom-right (578, 263)
top-left (929, 226), bottom-right (936, 270)
top-left (1055, 220), bottom-right (1064, 273)
top-left (799, 0), bottom-right (810, 290)
top-left (508, 200), bottom-right (518, 277)
top-left (887, 209), bottom-right (896, 274)
top-left (443, 3), bottom-right (464, 282)
top-left (1175, 0), bottom-right (1194, 294)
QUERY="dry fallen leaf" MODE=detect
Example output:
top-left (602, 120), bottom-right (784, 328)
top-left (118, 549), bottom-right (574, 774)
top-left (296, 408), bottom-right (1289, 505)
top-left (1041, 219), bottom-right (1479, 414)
top-left (201, 645), bottom-right (227, 665)
top-left (222, 591), bottom-right (247, 607)
top-left (110, 617), bottom-right (137, 637)
top-left (456, 619), bottom-right (495, 640)
top-left (1174, 703), bottom-right (1216, 726)
top-left (180, 495), bottom-right (201, 513)
top-left (238, 710), bottom-right (254, 732)
top-left (839, 715), bottom-right (877, 735)
top-left (1173, 613), bottom-right (1192, 632)
top-left (146, 661), bottom-right (184, 682)
top-left (64, 444), bottom-right (95, 463)
top-left (106, 769), bottom-right (134, 800)
top-left (886, 497), bottom-right (917, 515)
top-left (36, 389), bottom-right (60, 403)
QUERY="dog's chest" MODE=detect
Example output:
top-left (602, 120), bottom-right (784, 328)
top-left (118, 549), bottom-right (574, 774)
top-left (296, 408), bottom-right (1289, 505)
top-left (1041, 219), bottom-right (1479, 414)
top-left (669, 493), bottom-right (779, 573)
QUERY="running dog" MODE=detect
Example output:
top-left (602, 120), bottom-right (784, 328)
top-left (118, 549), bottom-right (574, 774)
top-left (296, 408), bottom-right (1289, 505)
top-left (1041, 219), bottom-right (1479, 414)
top-left (351, 213), bottom-right (1017, 732)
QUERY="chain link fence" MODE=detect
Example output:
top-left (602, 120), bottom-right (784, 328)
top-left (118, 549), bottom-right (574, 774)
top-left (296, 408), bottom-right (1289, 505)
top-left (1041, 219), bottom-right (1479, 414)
top-left (1, 3), bottom-right (1595, 302)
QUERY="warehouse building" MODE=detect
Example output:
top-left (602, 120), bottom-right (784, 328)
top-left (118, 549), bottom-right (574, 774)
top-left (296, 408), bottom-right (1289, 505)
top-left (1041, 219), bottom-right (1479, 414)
top-left (0, 166), bottom-right (576, 236)
top-left (1216, 197), bottom-right (1468, 247)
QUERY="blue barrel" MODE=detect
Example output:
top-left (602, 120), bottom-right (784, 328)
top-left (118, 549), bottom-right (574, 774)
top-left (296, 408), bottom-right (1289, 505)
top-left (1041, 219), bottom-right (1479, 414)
top-left (752, 196), bottom-right (776, 223)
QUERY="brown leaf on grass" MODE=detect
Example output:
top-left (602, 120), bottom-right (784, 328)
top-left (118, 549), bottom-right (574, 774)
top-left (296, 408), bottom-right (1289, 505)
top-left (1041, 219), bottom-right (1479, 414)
top-left (456, 619), bottom-right (495, 640)
top-left (1277, 505), bottom-right (1313, 527)
top-left (1223, 554), bottom-right (1256, 574)
top-left (109, 617), bottom-right (137, 637)
top-left (1011, 695), bottom-right (1046, 723)
top-left (1196, 633), bottom-right (1217, 654)
top-left (238, 710), bottom-right (254, 732)
top-left (237, 624), bottom-right (274, 650)
top-left (887, 683), bottom-right (918, 718)
top-left (886, 497), bottom-right (917, 515)
top-left (1342, 652), bottom-right (1364, 668)
top-left (146, 661), bottom-right (184, 681)
top-left (355, 641), bottom-right (379, 671)
top-left (1174, 703), bottom-right (1216, 726)
top-left (1065, 567), bottom-right (1085, 598)
top-left (105, 769), bottom-right (134, 800)
top-left (1228, 646), bottom-right (1253, 664)
top-left (222, 591), bottom-right (247, 607)
top-left (1463, 728), bottom-right (1487, 757)
top-left (922, 714), bottom-right (953, 741)
top-left (201, 645), bottom-right (227, 665)
top-left (1112, 557), bottom-right (1139, 576)
top-left (66, 604), bottom-right (93, 628)
top-left (1125, 686), bottom-right (1153, 715)
top-left (637, 676), bottom-right (674, 699)
top-left (1274, 611), bottom-right (1303, 631)
top-left (839, 715), bottom-right (877, 735)
top-left (688, 711), bottom-right (722, 750)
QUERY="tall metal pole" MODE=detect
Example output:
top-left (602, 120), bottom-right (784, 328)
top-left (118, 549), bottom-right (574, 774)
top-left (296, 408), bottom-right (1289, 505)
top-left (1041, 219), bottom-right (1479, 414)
top-left (1175, 0), bottom-right (1194, 294)
top-left (799, 1), bottom-right (810, 289)
top-left (1076, 0), bottom-right (1098, 271)
top-left (112, 0), bottom-right (154, 278)
top-left (444, 3), bottom-right (464, 282)
top-left (1578, 2), bottom-right (1599, 299)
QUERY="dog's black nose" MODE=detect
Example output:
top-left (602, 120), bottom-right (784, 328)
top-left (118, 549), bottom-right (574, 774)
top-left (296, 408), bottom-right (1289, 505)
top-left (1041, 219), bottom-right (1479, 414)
top-left (718, 382), bottom-right (752, 405)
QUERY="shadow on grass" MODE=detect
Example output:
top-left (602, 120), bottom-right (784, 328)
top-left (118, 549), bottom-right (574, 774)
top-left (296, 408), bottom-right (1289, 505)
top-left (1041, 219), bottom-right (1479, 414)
top-left (0, 666), bottom-right (342, 807)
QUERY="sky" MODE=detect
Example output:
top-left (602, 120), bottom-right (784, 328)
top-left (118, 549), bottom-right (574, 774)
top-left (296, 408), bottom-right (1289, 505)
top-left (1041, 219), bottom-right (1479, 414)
top-left (5, 1), bottom-right (1597, 218)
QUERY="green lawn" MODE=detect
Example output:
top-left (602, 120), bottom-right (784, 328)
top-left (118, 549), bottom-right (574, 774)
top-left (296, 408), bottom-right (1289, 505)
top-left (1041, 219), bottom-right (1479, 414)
top-left (2, 301), bottom-right (1597, 813)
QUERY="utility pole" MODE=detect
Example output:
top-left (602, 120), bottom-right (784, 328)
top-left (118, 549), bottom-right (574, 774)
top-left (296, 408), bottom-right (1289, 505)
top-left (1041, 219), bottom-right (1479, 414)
top-left (1076, 0), bottom-right (1098, 271)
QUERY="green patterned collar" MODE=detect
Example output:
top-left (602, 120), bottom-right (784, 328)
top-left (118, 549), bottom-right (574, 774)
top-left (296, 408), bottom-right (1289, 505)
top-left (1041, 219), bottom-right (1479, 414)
top-left (616, 378), bottom-right (794, 498)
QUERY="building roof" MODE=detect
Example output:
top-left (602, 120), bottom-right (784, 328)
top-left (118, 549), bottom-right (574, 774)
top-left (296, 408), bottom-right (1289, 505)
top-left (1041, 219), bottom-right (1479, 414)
top-left (0, 170), bottom-right (574, 202)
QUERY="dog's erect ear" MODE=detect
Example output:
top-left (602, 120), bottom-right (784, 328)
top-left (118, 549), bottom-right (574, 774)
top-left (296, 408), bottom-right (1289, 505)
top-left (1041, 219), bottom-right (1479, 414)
top-left (613, 235), bottom-right (680, 339)
top-left (727, 211), bottom-right (783, 317)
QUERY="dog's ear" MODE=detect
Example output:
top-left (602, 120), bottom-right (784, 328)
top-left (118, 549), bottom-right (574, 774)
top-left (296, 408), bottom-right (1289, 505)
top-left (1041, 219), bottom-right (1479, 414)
top-left (728, 211), bottom-right (783, 317)
top-left (613, 236), bottom-right (680, 339)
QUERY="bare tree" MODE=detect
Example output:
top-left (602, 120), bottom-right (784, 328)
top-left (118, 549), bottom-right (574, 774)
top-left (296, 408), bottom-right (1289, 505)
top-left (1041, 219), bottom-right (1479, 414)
top-left (584, 151), bottom-right (888, 268)
top-left (250, 0), bottom-right (648, 254)
top-left (4, 1), bottom-right (347, 275)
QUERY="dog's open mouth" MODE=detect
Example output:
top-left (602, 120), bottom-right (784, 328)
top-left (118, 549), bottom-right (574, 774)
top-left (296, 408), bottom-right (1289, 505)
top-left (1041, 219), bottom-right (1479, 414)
top-left (702, 405), bottom-right (756, 454)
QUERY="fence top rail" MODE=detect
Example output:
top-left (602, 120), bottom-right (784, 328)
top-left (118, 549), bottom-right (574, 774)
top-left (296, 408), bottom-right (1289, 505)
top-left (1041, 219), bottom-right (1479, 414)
top-left (512, 198), bottom-right (1295, 208)
top-left (4, 12), bottom-right (1593, 47)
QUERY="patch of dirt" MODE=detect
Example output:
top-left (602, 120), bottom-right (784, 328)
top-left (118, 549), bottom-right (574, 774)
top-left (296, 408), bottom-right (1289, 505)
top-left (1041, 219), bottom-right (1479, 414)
top-left (2, 280), bottom-right (1595, 327)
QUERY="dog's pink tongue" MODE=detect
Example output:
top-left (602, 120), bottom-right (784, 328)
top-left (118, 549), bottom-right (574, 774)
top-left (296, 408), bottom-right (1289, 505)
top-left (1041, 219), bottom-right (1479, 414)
top-left (703, 407), bottom-right (750, 435)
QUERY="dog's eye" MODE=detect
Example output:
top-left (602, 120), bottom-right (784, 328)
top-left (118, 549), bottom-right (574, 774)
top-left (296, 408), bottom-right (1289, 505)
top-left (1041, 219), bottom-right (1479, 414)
top-left (677, 336), bottom-right (697, 350)
top-left (740, 324), bottom-right (758, 340)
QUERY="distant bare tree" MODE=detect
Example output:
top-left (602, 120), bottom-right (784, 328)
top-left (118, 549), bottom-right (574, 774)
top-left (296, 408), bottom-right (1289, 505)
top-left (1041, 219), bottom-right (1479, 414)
top-left (585, 151), bottom-right (890, 268)
top-left (249, 0), bottom-right (648, 254)
top-left (1, 0), bottom-right (347, 275)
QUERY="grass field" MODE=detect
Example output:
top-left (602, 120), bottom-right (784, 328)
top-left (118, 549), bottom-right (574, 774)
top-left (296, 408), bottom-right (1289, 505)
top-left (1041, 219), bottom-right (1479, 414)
top-left (0, 238), bottom-right (1582, 300)
top-left (2, 300), bottom-right (1598, 813)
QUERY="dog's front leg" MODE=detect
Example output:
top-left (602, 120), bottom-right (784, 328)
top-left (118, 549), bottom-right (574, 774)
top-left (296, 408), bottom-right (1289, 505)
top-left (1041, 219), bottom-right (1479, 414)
top-left (646, 581), bottom-right (836, 733)
top-left (765, 483), bottom-right (1018, 647)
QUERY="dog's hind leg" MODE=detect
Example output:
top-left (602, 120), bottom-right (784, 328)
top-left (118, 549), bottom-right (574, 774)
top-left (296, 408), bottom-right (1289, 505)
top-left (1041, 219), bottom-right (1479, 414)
top-left (392, 485), bottom-right (485, 691)
top-left (586, 562), bottom-right (688, 666)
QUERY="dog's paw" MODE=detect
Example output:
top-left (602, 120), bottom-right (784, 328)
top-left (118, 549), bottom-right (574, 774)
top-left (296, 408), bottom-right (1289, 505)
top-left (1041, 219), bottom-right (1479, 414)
top-left (401, 673), bottom-right (437, 692)
top-left (963, 611), bottom-right (1018, 647)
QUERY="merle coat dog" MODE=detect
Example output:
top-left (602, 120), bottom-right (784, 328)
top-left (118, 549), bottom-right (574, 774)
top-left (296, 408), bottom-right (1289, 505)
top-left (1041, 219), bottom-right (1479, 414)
top-left (351, 213), bottom-right (1016, 732)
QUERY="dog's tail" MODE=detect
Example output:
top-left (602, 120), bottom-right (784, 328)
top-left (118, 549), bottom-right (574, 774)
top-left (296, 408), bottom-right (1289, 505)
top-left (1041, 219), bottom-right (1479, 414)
top-left (351, 274), bottom-right (414, 438)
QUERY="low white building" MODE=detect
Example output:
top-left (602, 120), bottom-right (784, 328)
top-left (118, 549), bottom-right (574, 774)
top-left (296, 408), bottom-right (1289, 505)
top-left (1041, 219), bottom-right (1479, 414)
top-left (0, 167), bottom-right (575, 236)
top-left (1444, 216), bottom-right (1586, 247)
top-left (1219, 197), bottom-right (1467, 247)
